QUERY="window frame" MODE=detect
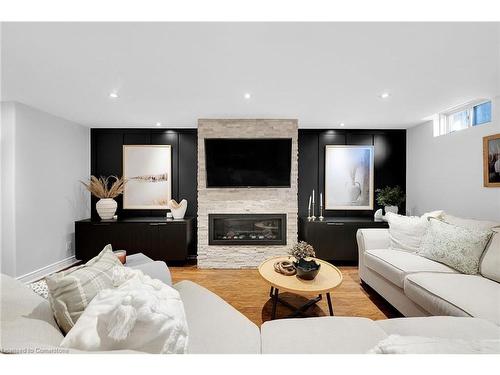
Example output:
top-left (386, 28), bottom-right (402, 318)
top-left (436, 99), bottom-right (492, 137)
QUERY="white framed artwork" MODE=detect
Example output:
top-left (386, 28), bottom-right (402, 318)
top-left (324, 145), bottom-right (374, 210)
top-left (123, 145), bottom-right (172, 209)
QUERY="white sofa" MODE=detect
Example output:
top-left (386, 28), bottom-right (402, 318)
top-left (357, 219), bottom-right (500, 325)
top-left (3, 258), bottom-right (500, 353)
top-left (0, 262), bottom-right (261, 354)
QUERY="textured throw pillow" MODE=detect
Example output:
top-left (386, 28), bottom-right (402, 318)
top-left (386, 211), bottom-right (444, 253)
top-left (45, 244), bottom-right (123, 334)
top-left (61, 268), bottom-right (188, 354)
top-left (418, 219), bottom-right (493, 275)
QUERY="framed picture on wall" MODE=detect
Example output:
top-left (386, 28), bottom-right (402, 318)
top-left (483, 133), bottom-right (500, 187)
top-left (123, 145), bottom-right (172, 209)
top-left (325, 145), bottom-right (374, 210)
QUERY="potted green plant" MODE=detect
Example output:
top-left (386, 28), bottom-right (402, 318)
top-left (289, 241), bottom-right (320, 280)
top-left (375, 185), bottom-right (405, 215)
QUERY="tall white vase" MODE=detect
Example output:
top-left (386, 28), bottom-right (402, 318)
top-left (96, 198), bottom-right (117, 220)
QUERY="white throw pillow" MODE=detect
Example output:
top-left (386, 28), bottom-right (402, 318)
top-left (443, 214), bottom-right (500, 231)
top-left (45, 245), bottom-right (123, 334)
top-left (60, 267), bottom-right (188, 354)
top-left (386, 211), bottom-right (444, 253)
top-left (369, 335), bottom-right (500, 354)
top-left (418, 218), bottom-right (493, 275)
top-left (480, 228), bottom-right (500, 283)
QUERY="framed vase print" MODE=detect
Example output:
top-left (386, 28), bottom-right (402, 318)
top-left (123, 145), bottom-right (172, 209)
top-left (325, 145), bottom-right (374, 210)
top-left (483, 133), bottom-right (500, 187)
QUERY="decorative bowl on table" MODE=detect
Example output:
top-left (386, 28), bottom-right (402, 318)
top-left (293, 258), bottom-right (321, 280)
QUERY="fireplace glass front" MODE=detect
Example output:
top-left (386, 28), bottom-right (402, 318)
top-left (209, 214), bottom-right (287, 245)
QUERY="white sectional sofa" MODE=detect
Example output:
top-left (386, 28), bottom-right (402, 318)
top-left (2, 258), bottom-right (500, 354)
top-left (357, 218), bottom-right (500, 325)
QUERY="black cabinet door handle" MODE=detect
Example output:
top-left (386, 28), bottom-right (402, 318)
top-left (327, 222), bottom-right (345, 226)
top-left (149, 223), bottom-right (158, 226)
top-left (92, 223), bottom-right (111, 226)
top-left (156, 223), bottom-right (167, 226)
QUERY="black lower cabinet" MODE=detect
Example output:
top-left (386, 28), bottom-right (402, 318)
top-left (75, 217), bottom-right (194, 263)
top-left (299, 217), bottom-right (388, 262)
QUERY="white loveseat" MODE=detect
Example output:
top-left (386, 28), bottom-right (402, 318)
top-left (357, 216), bottom-right (500, 325)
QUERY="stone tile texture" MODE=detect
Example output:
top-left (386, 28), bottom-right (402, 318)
top-left (197, 119), bottom-right (298, 268)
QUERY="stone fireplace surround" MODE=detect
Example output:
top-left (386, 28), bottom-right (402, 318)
top-left (197, 119), bottom-right (298, 268)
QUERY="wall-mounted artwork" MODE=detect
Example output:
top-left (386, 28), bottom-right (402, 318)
top-left (123, 145), bottom-right (172, 209)
top-left (325, 145), bottom-right (374, 210)
top-left (484, 133), bottom-right (500, 187)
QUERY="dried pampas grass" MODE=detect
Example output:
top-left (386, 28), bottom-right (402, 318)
top-left (81, 175), bottom-right (126, 199)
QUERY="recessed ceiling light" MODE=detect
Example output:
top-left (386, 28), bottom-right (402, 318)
top-left (109, 91), bottom-right (119, 99)
top-left (340, 123), bottom-right (345, 127)
top-left (244, 93), bottom-right (251, 99)
top-left (156, 122), bottom-right (162, 127)
top-left (380, 92), bottom-right (390, 99)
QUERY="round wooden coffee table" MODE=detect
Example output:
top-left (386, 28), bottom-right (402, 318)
top-left (258, 256), bottom-right (343, 319)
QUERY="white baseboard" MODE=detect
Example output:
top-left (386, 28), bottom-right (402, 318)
top-left (16, 256), bottom-right (80, 284)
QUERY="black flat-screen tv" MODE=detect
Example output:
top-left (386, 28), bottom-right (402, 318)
top-left (205, 138), bottom-right (292, 188)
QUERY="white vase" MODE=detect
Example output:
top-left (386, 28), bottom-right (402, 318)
top-left (347, 181), bottom-right (362, 203)
top-left (384, 205), bottom-right (398, 215)
top-left (168, 199), bottom-right (187, 220)
top-left (96, 198), bottom-right (117, 220)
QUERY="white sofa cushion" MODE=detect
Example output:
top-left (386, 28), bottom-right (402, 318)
top-left (174, 280), bottom-right (260, 354)
top-left (418, 219), bottom-right (493, 275)
top-left (404, 273), bottom-right (500, 325)
top-left (364, 249), bottom-right (456, 288)
top-left (386, 211), bottom-right (443, 253)
top-left (480, 230), bottom-right (500, 283)
top-left (1, 274), bottom-right (64, 352)
top-left (261, 317), bottom-right (387, 354)
top-left (369, 335), bottom-right (500, 354)
top-left (375, 316), bottom-right (500, 340)
top-left (443, 214), bottom-right (500, 231)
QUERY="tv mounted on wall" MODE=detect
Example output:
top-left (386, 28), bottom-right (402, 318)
top-left (204, 138), bottom-right (292, 188)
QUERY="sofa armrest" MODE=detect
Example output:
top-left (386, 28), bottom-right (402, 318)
top-left (130, 261), bottom-right (172, 286)
top-left (357, 228), bottom-right (390, 254)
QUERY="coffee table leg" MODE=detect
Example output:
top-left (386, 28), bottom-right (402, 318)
top-left (269, 286), bottom-right (274, 298)
top-left (326, 292), bottom-right (334, 316)
top-left (271, 287), bottom-right (279, 320)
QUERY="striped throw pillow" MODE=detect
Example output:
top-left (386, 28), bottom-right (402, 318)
top-left (45, 244), bottom-right (123, 334)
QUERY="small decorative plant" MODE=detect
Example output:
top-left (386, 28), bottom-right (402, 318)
top-left (375, 186), bottom-right (405, 207)
top-left (81, 175), bottom-right (126, 199)
top-left (289, 241), bottom-right (316, 260)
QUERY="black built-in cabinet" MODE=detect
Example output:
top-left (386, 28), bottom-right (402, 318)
top-left (298, 129), bottom-right (405, 261)
top-left (78, 128), bottom-right (198, 262)
top-left (75, 217), bottom-right (194, 263)
top-left (299, 217), bottom-right (388, 262)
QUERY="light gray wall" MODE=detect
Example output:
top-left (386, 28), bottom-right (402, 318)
top-left (407, 96), bottom-right (500, 221)
top-left (1, 102), bottom-right (90, 278)
top-left (1, 102), bottom-right (17, 276)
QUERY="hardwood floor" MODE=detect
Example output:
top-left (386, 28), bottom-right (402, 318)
top-left (170, 265), bottom-right (401, 326)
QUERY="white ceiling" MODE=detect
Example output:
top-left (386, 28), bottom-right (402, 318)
top-left (1, 22), bottom-right (499, 129)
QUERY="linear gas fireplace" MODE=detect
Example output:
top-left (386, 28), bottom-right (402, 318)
top-left (209, 214), bottom-right (287, 246)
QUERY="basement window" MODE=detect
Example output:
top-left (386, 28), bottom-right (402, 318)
top-left (435, 100), bottom-right (492, 136)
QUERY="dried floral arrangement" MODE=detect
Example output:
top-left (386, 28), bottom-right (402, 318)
top-left (289, 241), bottom-right (316, 260)
top-left (81, 176), bottom-right (126, 199)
